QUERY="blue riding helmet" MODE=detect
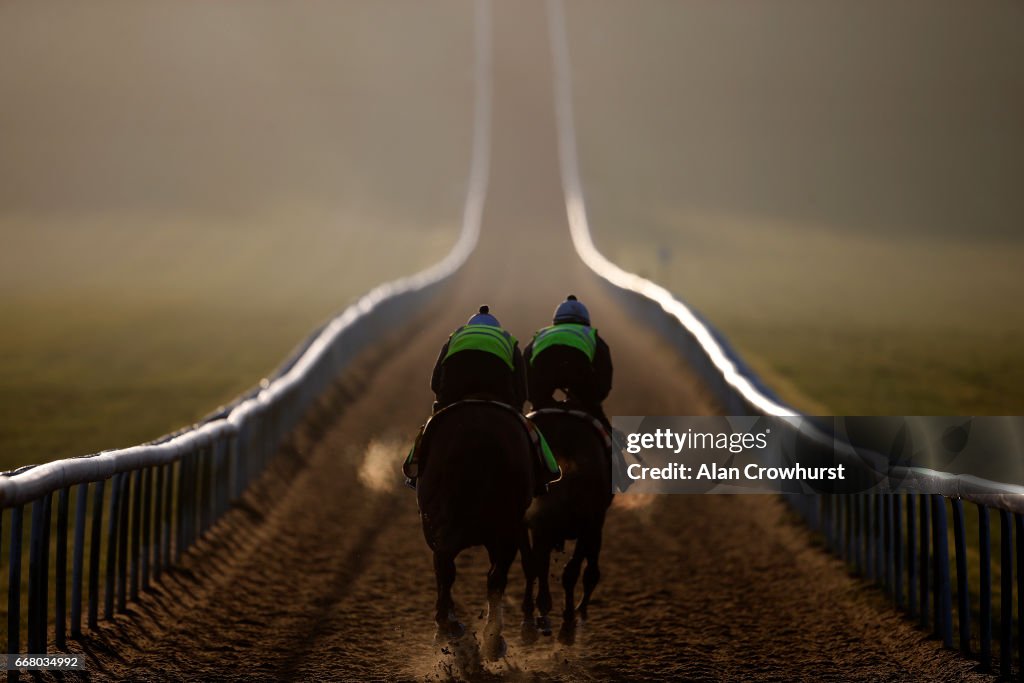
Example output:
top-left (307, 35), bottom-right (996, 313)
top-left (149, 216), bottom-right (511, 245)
top-left (552, 295), bottom-right (590, 326)
top-left (467, 305), bottom-right (501, 327)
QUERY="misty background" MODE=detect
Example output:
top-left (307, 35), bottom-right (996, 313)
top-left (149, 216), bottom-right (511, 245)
top-left (0, 2), bottom-right (473, 465)
top-left (1, 0), bottom-right (1022, 467)
top-left (566, 0), bottom-right (1024, 413)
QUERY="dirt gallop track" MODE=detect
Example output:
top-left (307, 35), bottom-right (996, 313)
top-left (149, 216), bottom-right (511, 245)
top-left (81, 3), bottom-right (988, 680)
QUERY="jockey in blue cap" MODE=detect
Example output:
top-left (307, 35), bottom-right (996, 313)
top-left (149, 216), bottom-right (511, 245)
top-left (430, 305), bottom-right (526, 411)
top-left (524, 295), bottom-right (613, 431)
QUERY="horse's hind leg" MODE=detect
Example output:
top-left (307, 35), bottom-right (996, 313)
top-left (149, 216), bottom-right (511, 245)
top-left (533, 536), bottom-right (555, 636)
top-left (560, 540), bottom-right (586, 628)
top-left (483, 540), bottom-right (516, 660)
top-left (519, 528), bottom-right (539, 642)
top-left (434, 550), bottom-right (463, 639)
top-left (576, 527), bottom-right (604, 621)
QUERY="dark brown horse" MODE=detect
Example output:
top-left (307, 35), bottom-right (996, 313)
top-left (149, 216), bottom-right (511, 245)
top-left (520, 406), bottom-right (613, 643)
top-left (416, 400), bottom-right (534, 659)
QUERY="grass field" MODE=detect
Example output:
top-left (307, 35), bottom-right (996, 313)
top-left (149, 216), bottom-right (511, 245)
top-left (0, 211), bottom-right (455, 470)
top-left (589, 209), bottom-right (1024, 415)
top-left (565, 0), bottom-right (1024, 415)
top-left (0, 2), bottom-right (473, 471)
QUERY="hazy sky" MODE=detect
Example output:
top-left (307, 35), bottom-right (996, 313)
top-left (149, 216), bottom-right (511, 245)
top-left (567, 0), bottom-right (1024, 240)
top-left (0, 1), bottom-right (474, 222)
top-left (4, 1), bottom-right (1020, 240)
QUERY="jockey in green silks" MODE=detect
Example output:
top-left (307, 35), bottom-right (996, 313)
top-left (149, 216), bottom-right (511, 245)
top-left (403, 305), bottom-right (560, 494)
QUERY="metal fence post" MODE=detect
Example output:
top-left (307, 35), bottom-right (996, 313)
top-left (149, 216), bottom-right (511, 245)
top-left (867, 495), bottom-right (876, 583)
top-left (826, 496), bottom-right (835, 552)
top-left (919, 494), bottom-right (930, 629)
top-left (130, 468), bottom-right (142, 602)
top-left (71, 482), bottom-right (88, 638)
top-left (175, 458), bottom-right (186, 563)
top-left (210, 439), bottom-right (221, 523)
top-left (821, 495), bottom-right (832, 551)
top-left (163, 462), bottom-right (174, 571)
top-left (185, 452), bottom-right (196, 551)
top-left (218, 436), bottom-right (231, 519)
top-left (185, 451), bottom-right (197, 550)
top-left (932, 495), bottom-right (952, 647)
top-left (894, 494), bottom-right (903, 609)
top-left (842, 496), bottom-right (851, 562)
top-left (207, 444), bottom-right (217, 534)
top-left (8, 505), bottom-right (24, 657)
top-left (908, 494), bottom-right (917, 618)
top-left (105, 473), bottom-right (121, 620)
top-left (117, 471), bottom-right (130, 613)
top-left (232, 424), bottom-right (246, 501)
top-left (951, 498), bottom-right (970, 654)
top-left (89, 479), bottom-right (105, 629)
top-left (878, 495), bottom-right (887, 588)
top-left (56, 487), bottom-right (70, 648)
top-left (1015, 513), bottom-right (1024, 672)
top-left (999, 508), bottom-right (1012, 679)
top-left (154, 465), bottom-right (165, 581)
top-left (979, 504), bottom-right (992, 669)
top-left (27, 496), bottom-right (46, 654)
top-left (855, 495), bottom-right (864, 575)
top-left (836, 495), bottom-right (844, 556)
top-left (199, 446), bottom-right (211, 535)
top-left (142, 466), bottom-right (152, 591)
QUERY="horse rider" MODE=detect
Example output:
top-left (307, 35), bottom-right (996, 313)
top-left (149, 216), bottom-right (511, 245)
top-left (405, 305), bottom-right (558, 493)
top-left (430, 305), bottom-right (526, 412)
top-left (524, 295), bottom-right (613, 431)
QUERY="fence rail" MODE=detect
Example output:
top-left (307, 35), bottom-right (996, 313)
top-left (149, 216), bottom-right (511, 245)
top-left (545, 0), bottom-right (1024, 675)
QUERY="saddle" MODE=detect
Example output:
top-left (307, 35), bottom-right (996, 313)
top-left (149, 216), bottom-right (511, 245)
top-left (525, 407), bottom-right (612, 451)
top-left (403, 400), bottom-right (561, 487)
top-left (525, 406), bottom-right (634, 492)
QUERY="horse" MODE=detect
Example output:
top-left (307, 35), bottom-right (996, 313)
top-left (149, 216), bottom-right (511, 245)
top-left (416, 400), bottom-right (535, 660)
top-left (520, 404), bottom-right (613, 644)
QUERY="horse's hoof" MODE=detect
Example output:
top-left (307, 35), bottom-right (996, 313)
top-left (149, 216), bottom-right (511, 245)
top-left (483, 634), bottom-right (507, 661)
top-left (435, 620), bottom-right (466, 642)
top-left (557, 620), bottom-right (576, 646)
top-left (536, 615), bottom-right (553, 636)
top-left (520, 619), bottom-right (539, 644)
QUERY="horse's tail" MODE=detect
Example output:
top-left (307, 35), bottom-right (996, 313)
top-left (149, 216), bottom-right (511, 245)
top-left (417, 404), bottom-right (533, 551)
top-left (527, 410), bottom-right (613, 524)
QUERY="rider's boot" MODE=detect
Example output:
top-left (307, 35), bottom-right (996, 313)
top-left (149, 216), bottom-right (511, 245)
top-left (404, 401), bottom-right (448, 489)
top-left (529, 425), bottom-right (561, 497)
top-left (403, 421), bottom-right (430, 490)
top-left (610, 426), bottom-right (634, 492)
top-left (586, 407), bottom-right (632, 493)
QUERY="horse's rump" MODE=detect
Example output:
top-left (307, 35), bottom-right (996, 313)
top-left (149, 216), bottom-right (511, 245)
top-left (526, 408), bottom-right (613, 538)
top-left (417, 401), bottom-right (534, 552)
